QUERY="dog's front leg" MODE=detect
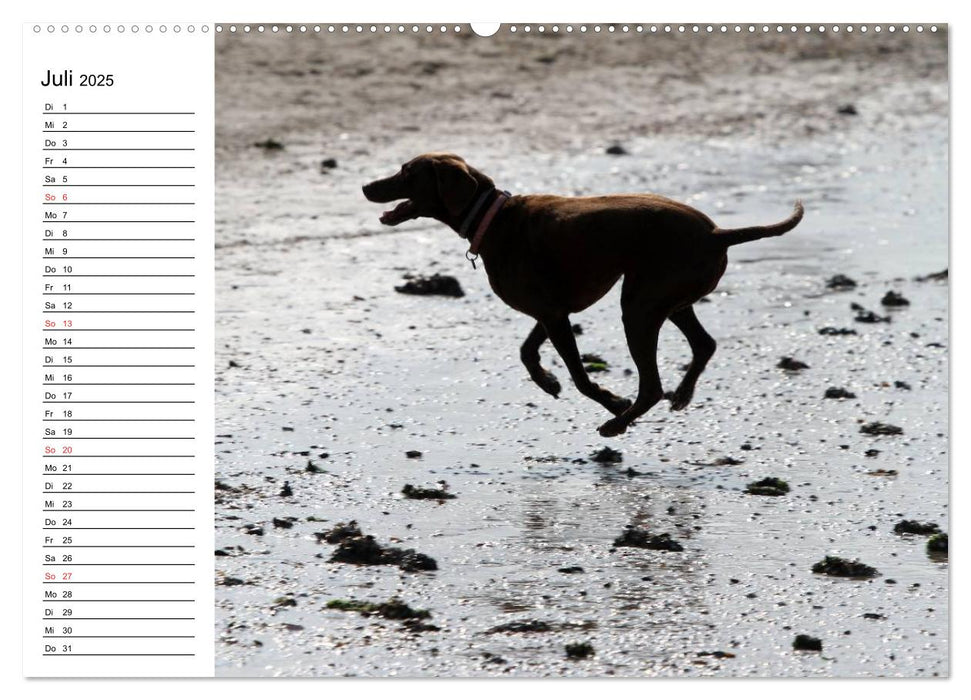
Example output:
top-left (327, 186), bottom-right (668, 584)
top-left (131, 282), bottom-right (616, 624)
top-left (520, 322), bottom-right (561, 398)
top-left (543, 317), bottom-right (632, 417)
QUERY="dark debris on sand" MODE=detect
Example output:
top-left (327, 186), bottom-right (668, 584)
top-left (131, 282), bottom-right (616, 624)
top-left (565, 642), bottom-right (595, 659)
top-left (826, 274), bottom-right (857, 290)
top-left (326, 597), bottom-right (431, 620)
top-left (915, 268), bottom-right (948, 282)
top-left (852, 303), bottom-right (890, 323)
top-left (591, 446), bottom-right (623, 464)
top-left (402, 482), bottom-right (456, 500)
top-left (927, 533), bottom-right (948, 556)
top-left (860, 421), bottom-right (903, 436)
top-left (793, 634), bottom-right (823, 651)
top-left (881, 290), bottom-right (910, 307)
top-left (824, 387), bottom-right (857, 399)
top-left (893, 520), bottom-right (941, 536)
top-left (395, 273), bottom-right (464, 297)
top-left (487, 620), bottom-right (553, 634)
top-left (613, 527), bottom-right (684, 552)
top-left (253, 138), bottom-right (284, 150)
top-left (329, 533), bottom-right (438, 572)
top-left (315, 520), bottom-right (362, 544)
top-left (777, 357), bottom-right (809, 371)
top-left (819, 326), bottom-right (858, 336)
top-left (811, 555), bottom-right (879, 578)
top-left (745, 477), bottom-right (791, 496)
top-left (581, 352), bottom-right (609, 373)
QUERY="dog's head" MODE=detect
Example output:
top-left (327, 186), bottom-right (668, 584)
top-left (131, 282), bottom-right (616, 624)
top-left (362, 153), bottom-right (494, 232)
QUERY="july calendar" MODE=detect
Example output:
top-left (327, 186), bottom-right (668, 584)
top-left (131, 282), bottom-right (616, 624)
top-left (18, 8), bottom-right (953, 687)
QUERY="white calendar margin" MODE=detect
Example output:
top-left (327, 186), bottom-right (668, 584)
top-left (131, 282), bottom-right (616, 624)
top-left (20, 24), bottom-right (215, 678)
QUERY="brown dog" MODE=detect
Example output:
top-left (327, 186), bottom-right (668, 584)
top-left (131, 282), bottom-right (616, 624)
top-left (363, 152), bottom-right (803, 437)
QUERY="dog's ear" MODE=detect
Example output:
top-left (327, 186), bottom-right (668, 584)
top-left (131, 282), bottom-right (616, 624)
top-left (432, 159), bottom-right (478, 219)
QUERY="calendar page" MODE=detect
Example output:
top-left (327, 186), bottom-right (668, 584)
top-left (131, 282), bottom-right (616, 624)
top-left (19, 10), bottom-right (952, 685)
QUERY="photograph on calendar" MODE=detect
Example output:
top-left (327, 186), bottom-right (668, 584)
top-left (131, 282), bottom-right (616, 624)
top-left (212, 24), bottom-right (948, 677)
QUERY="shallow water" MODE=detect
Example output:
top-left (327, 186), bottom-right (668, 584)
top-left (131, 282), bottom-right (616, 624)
top-left (213, 114), bottom-right (947, 676)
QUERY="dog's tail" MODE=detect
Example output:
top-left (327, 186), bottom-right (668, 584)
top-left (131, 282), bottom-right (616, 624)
top-left (713, 201), bottom-right (804, 247)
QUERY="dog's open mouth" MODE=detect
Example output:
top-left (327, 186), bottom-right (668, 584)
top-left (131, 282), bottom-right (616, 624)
top-left (379, 200), bottom-right (418, 226)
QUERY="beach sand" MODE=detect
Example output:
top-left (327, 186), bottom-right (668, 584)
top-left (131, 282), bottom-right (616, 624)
top-left (213, 26), bottom-right (948, 677)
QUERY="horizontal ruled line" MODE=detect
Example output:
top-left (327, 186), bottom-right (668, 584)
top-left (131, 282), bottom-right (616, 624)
top-left (44, 527), bottom-right (195, 530)
top-left (43, 130), bottom-right (196, 133)
top-left (40, 474), bottom-right (195, 476)
top-left (44, 545), bottom-right (195, 548)
top-left (40, 346), bottom-right (195, 349)
top-left (43, 148), bottom-right (195, 151)
top-left (44, 184), bottom-right (195, 187)
top-left (43, 258), bottom-right (196, 261)
top-left (40, 220), bottom-right (195, 223)
top-left (41, 600), bottom-right (195, 602)
top-left (43, 364), bottom-right (195, 367)
top-left (44, 581), bottom-right (195, 584)
top-left (44, 275), bottom-right (195, 277)
top-left (44, 636), bottom-right (196, 639)
top-left (43, 365), bottom-right (196, 368)
top-left (42, 565), bottom-right (195, 568)
top-left (44, 401), bottom-right (195, 404)
top-left (43, 509), bottom-right (195, 512)
top-left (43, 436), bottom-right (194, 439)
top-left (44, 203), bottom-right (195, 206)
top-left (43, 328), bottom-right (196, 331)
top-left (43, 654), bottom-right (196, 657)
top-left (47, 239), bottom-right (196, 242)
top-left (43, 111), bottom-right (196, 115)
top-left (44, 491), bottom-right (194, 494)
top-left (43, 166), bottom-right (195, 169)
top-left (42, 383), bottom-right (195, 386)
top-left (43, 293), bottom-right (196, 295)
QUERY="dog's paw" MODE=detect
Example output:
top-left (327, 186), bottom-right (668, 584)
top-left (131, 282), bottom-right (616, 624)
top-left (666, 387), bottom-right (693, 411)
top-left (598, 416), bottom-right (629, 438)
top-left (534, 370), bottom-right (561, 398)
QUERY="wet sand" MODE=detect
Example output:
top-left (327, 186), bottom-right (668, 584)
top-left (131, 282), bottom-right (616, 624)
top-left (213, 27), bottom-right (948, 677)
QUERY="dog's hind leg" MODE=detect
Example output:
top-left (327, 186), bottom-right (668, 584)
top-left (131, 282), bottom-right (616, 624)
top-left (665, 306), bottom-right (716, 411)
top-left (520, 322), bottom-right (561, 398)
top-left (543, 317), bottom-right (632, 416)
top-left (598, 284), bottom-right (668, 437)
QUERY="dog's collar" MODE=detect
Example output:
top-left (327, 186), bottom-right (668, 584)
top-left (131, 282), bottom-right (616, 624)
top-left (458, 188), bottom-right (497, 239)
top-left (468, 190), bottom-right (510, 256)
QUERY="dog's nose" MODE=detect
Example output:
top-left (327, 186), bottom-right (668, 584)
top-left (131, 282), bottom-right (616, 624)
top-left (362, 182), bottom-right (379, 201)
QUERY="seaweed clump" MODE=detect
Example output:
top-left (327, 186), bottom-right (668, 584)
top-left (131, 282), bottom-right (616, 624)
top-left (927, 533), bottom-right (948, 557)
top-left (402, 483), bottom-right (456, 500)
top-left (591, 446), bottom-right (623, 464)
top-left (793, 634), bottom-right (823, 651)
top-left (395, 273), bottom-right (464, 298)
top-left (315, 520), bottom-right (362, 544)
top-left (860, 422), bottom-right (903, 436)
top-left (326, 597), bottom-right (430, 620)
top-left (745, 477), bottom-right (790, 496)
top-left (893, 520), bottom-right (941, 536)
top-left (811, 556), bottom-right (879, 578)
top-left (565, 642), bottom-right (595, 659)
top-left (613, 527), bottom-right (684, 552)
top-left (329, 534), bottom-right (438, 572)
